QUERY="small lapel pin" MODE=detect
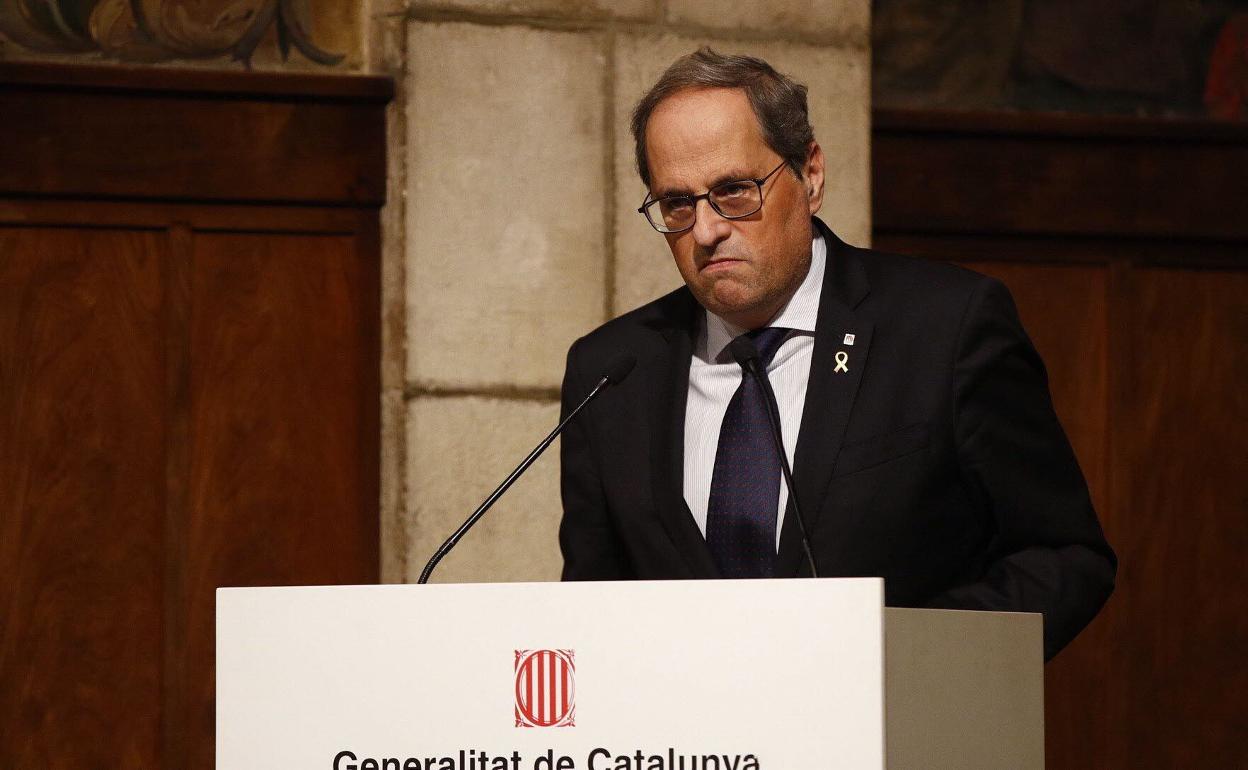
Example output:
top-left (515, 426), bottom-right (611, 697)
top-left (834, 351), bottom-right (850, 373)
top-left (843, 333), bottom-right (856, 346)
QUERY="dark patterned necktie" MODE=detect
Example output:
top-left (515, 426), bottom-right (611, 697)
top-left (705, 326), bottom-right (791, 578)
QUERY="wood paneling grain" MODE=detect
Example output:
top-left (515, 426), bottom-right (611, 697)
top-left (0, 199), bottom-right (367, 233)
top-left (875, 109), bottom-right (1248, 769)
top-left (182, 232), bottom-right (379, 767)
top-left (874, 110), bottom-right (1248, 241)
top-left (874, 233), bottom-right (1248, 270)
top-left (0, 64), bottom-right (388, 206)
top-left (0, 61), bottom-right (394, 102)
top-left (1116, 268), bottom-right (1248, 766)
top-left (162, 223), bottom-right (193, 770)
top-left (944, 260), bottom-right (1129, 767)
top-left (0, 228), bottom-right (167, 768)
top-left (0, 64), bottom-right (386, 768)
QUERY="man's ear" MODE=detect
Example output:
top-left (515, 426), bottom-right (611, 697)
top-left (803, 141), bottom-right (826, 215)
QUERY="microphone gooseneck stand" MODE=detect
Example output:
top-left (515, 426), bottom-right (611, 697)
top-left (417, 353), bottom-right (637, 584)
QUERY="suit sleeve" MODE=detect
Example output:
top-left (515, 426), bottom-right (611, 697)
top-left (926, 277), bottom-right (1117, 660)
top-left (558, 338), bottom-right (632, 580)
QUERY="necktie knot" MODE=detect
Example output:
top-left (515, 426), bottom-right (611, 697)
top-left (744, 326), bottom-right (791, 368)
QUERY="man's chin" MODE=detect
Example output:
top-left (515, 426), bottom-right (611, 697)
top-left (694, 285), bottom-right (769, 326)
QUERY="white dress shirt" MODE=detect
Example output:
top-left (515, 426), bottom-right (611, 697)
top-left (683, 234), bottom-right (826, 549)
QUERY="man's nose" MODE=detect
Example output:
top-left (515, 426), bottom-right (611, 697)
top-left (690, 197), bottom-right (732, 248)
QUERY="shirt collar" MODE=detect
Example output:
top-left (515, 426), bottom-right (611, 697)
top-left (702, 233), bottom-right (826, 363)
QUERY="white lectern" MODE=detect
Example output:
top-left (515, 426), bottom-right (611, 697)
top-left (217, 579), bottom-right (1042, 769)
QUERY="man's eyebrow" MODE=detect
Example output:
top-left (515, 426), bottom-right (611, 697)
top-left (654, 168), bottom-right (756, 198)
top-left (708, 169), bottom-right (757, 188)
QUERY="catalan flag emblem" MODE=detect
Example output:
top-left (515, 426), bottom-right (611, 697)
top-left (514, 649), bottom-right (576, 728)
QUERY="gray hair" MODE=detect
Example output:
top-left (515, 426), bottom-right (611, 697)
top-left (630, 47), bottom-right (814, 188)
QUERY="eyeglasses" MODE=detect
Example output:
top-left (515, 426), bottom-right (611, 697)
top-left (637, 160), bottom-right (788, 234)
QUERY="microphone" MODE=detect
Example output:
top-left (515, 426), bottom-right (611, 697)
top-left (728, 335), bottom-right (819, 578)
top-left (417, 352), bottom-right (638, 584)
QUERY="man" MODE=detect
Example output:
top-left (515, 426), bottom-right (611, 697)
top-left (558, 49), bottom-right (1115, 660)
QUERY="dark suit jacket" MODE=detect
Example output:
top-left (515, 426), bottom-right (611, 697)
top-left (559, 217), bottom-right (1115, 660)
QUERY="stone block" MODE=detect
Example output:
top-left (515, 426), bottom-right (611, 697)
top-left (408, 0), bottom-right (657, 22)
top-left (612, 32), bottom-right (871, 315)
top-left (666, 0), bottom-right (869, 42)
top-left (366, 7), bottom-right (409, 73)
top-left (381, 97), bottom-right (408, 395)
top-left (380, 388), bottom-right (408, 583)
top-left (405, 395), bottom-right (563, 583)
top-left (406, 22), bottom-right (607, 389)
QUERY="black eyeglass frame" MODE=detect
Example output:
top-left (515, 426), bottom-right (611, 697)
top-left (637, 160), bottom-right (790, 234)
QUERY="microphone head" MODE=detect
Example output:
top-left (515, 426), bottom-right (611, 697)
top-left (728, 335), bottom-right (761, 367)
top-left (602, 353), bottom-right (637, 385)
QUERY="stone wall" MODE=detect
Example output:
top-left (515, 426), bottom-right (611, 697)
top-left (376, 1), bottom-right (872, 583)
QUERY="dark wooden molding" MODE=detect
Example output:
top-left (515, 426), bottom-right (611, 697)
top-left (0, 61), bottom-right (392, 102)
top-left (0, 198), bottom-right (368, 231)
top-left (0, 62), bottom-right (392, 206)
top-left (874, 108), bottom-right (1248, 143)
top-left (872, 233), bottom-right (1248, 270)
top-left (873, 108), bottom-right (1248, 244)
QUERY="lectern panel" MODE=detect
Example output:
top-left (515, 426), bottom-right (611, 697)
top-left (218, 580), bottom-right (886, 770)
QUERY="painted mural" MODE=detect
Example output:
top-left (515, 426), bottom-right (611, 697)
top-left (874, 0), bottom-right (1248, 120)
top-left (0, 0), bottom-right (351, 67)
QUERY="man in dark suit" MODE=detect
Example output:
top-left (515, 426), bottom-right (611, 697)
top-left (558, 49), bottom-right (1115, 660)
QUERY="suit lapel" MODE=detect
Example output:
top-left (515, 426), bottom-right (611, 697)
top-left (648, 292), bottom-right (721, 578)
top-left (776, 221), bottom-right (873, 577)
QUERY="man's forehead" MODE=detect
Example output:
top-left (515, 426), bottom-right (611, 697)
top-left (647, 87), bottom-right (760, 143)
top-left (644, 87), bottom-right (771, 191)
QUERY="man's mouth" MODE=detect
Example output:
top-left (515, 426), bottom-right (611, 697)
top-left (700, 258), bottom-right (745, 273)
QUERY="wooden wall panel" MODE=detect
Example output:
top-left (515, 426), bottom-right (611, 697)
top-left (874, 110), bottom-right (1248, 241)
top-left (187, 231), bottom-right (376, 588)
top-left (877, 235), bottom-right (1130, 765)
top-left (0, 228), bottom-right (167, 768)
top-left (946, 260), bottom-right (1128, 768)
top-left (0, 64), bottom-right (388, 769)
top-left (875, 110), bottom-right (1248, 769)
top-left (1117, 268), bottom-right (1248, 766)
top-left (182, 232), bottom-right (379, 768)
top-left (0, 63), bottom-right (391, 206)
